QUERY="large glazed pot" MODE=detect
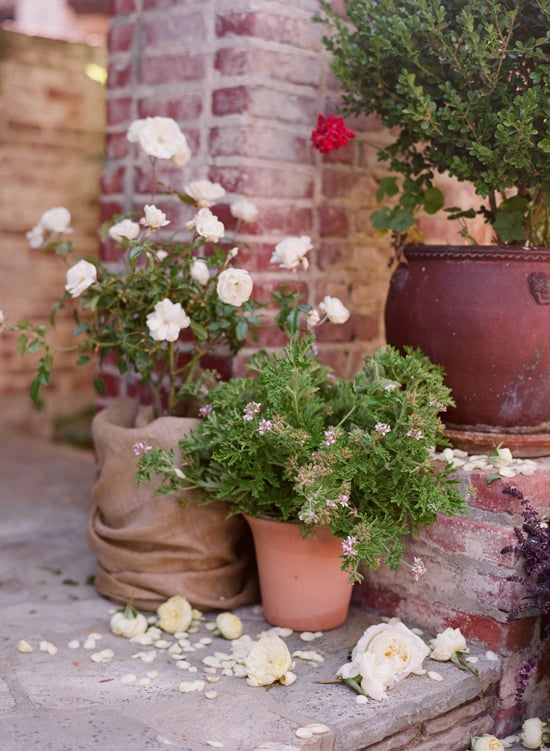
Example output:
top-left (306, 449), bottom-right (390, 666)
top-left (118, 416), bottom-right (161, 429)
top-left (384, 245), bottom-right (550, 455)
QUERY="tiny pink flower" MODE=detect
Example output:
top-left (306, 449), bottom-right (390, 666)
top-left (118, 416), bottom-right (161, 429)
top-left (132, 441), bottom-right (153, 457)
top-left (342, 536), bottom-right (358, 556)
top-left (407, 428), bottom-right (424, 440)
top-left (258, 419), bottom-right (273, 435)
top-left (375, 422), bottom-right (392, 437)
top-left (199, 404), bottom-right (213, 418)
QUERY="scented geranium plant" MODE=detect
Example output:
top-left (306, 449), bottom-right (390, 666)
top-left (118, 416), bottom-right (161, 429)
top-left (314, 0), bottom-right (550, 248)
top-left (12, 116), bottom-right (262, 417)
top-left (137, 277), bottom-right (467, 580)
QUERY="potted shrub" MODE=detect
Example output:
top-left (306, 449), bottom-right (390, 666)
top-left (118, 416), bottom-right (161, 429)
top-left (315, 0), bottom-right (550, 454)
top-left (6, 116), bottom-right (265, 611)
top-left (137, 299), bottom-right (467, 630)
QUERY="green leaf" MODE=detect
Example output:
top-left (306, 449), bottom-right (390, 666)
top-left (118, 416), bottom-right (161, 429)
top-left (235, 319), bottom-right (249, 341)
top-left (422, 187), bottom-right (444, 215)
top-left (376, 177), bottom-right (399, 201)
top-left (93, 378), bottom-right (106, 394)
top-left (190, 320), bottom-right (208, 341)
top-left (493, 210), bottom-right (526, 244)
top-left (388, 208), bottom-right (415, 233)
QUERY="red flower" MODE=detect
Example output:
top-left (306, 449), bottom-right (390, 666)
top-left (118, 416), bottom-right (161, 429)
top-left (311, 114), bottom-right (356, 154)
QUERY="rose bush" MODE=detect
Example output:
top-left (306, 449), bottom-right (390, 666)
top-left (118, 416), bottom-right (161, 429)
top-left (9, 115), bottom-right (267, 417)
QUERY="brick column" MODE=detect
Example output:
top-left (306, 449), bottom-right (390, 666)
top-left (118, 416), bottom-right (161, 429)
top-left (101, 0), bottom-right (392, 403)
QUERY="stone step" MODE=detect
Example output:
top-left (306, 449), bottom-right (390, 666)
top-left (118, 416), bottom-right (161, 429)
top-left (0, 433), bottom-right (524, 751)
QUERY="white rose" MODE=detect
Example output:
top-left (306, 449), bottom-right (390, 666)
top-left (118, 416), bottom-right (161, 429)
top-left (471, 734), bottom-right (505, 751)
top-left (110, 609), bottom-right (148, 639)
top-left (216, 612), bottom-right (243, 640)
top-left (520, 718), bottom-right (546, 749)
top-left (157, 595), bottom-right (193, 634)
top-left (318, 295), bottom-right (350, 324)
top-left (109, 218), bottom-right (140, 242)
top-left (39, 207), bottom-right (72, 234)
top-left (230, 196), bottom-right (259, 223)
top-left (65, 259), bottom-right (97, 298)
top-left (429, 627), bottom-right (468, 661)
top-left (337, 621), bottom-right (429, 701)
top-left (185, 180), bottom-right (225, 208)
top-left (245, 635), bottom-right (294, 687)
top-left (127, 116), bottom-right (191, 164)
top-left (188, 207), bottom-right (225, 243)
top-left (270, 235), bottom-right (312, 271)
top-left (190, 259), bottom-right (210, 285)
top-left (140, 204), bottom-right (170, 232)
top-left (26, 225), bottom-right (45, 248)
top-left (216, 268), bottom-right (253, 307)
top-left (146, 298), bottom-right (191, 342)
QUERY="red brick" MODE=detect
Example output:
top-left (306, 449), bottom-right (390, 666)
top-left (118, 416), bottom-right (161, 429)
top-left (467, 468), bottom-right (550, 514)
top-left (100, 165), bottom-right (126, 195)
top-left (208, 166), bottom-right (313, 201)
top-left (208, 126), bottom-right (312, 164)
top-left (420, 514), bottom-right (520, 569)
top-left (319, 205), bottom-right (350, 237)
top-left (215, 12), bottom-right (314, 49)
top-left (142, 13), bottom-right (206, 46)
top-left (108, 20), bottom-right (136, 53)
top-left (138, 94), bottom-right (203, 123)
top-left (212, 86), bottom-right (250, 117)
top-left (140, 53), bottom-right (206, 86)
top-left (105, 129), bottom-right (129, 158)
top-left (107, 60), bottom-right (132, 89)
top-left (111, 0), bottom-right (136, 12)
top-left (214, 48), bottom-right (248, 76)
top-left (107, 96), bottom-right (132, 126)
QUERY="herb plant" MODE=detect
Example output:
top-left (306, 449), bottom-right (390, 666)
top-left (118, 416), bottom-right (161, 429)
top-left (138, 319), bottom-right (467, 580)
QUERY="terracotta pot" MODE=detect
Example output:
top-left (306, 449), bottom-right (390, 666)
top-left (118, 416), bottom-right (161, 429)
top-left (245, 515), bottom-right (353, 631)
top-left (384, 245), bottom-right (550, 455)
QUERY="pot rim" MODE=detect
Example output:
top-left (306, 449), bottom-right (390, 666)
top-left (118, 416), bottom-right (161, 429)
top-left (404, 244), bottom-right (550, 262)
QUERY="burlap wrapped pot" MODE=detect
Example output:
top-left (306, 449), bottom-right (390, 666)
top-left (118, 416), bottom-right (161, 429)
top-left (87, 397), bottom-right (258, 611)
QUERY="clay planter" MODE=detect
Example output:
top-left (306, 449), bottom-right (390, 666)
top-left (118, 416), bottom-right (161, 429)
top-left (384, 245), bottom-right (550, 456)
top-left (245, 515), bottom-right (353, 631)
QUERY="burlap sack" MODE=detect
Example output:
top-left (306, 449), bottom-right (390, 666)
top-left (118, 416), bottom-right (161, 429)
top-left (86, 397), bottom-right (258, 611)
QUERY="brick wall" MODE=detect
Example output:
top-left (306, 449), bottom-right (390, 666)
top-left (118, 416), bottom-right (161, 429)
top-left (354, 467), bottom-right (550, 735)
top-left (0, 28), bottom-right (106, 436)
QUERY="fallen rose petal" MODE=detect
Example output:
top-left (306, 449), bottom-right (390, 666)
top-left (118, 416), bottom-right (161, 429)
top-left (306, 723), bottom-right (331, 734)
top-left (17, 640), bottom-right (33, 653)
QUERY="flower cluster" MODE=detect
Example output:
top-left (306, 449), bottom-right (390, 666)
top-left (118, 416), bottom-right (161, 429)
top-left (137, 323), bottom-right (467, 579)
top-left (10, 115), bottom-right (265, 417)
top-left (311, 114), bottom-right (356, 155)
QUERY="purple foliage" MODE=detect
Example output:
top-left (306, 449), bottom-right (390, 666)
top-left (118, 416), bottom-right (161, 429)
top-left (501, 486), bottom-right (550, 703)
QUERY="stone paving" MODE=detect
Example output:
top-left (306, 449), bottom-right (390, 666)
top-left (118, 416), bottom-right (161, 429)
top-left (0, 432), bottom-right (525, 751)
